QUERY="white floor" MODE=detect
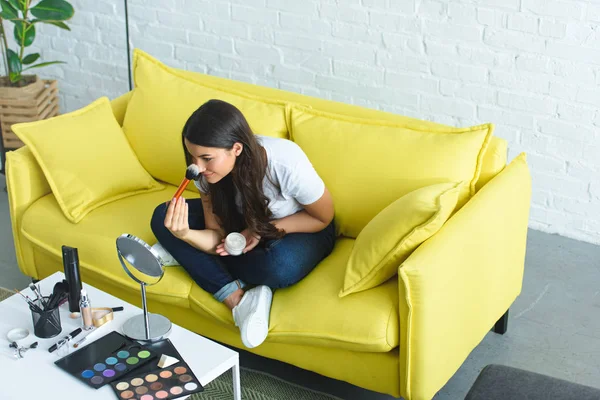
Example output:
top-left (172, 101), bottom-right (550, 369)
top-left (1, 174), bottom-right (599, 399)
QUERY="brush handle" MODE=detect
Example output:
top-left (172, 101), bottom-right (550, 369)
top-left (16, 291), bottom-right (43, 313)
top-left (29, 284), bottom-right (46, 308)
top-left (173, 178), bottom-right (190, 200)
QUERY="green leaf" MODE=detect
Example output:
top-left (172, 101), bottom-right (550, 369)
top-left (30, 0), bottom-right (74, 21)
top-left (6, 0), bottom-right (19, 12)
top-left (9, 71), bottom-right (21, 83)
top-left (0, 0), bottom-right (19, 19)
top-left (14, 21), bottom-right (35, 47)
top-left (22, 53), bottom-right (40, 65)
top-left (7, 48), bottom-right (21, 74)
top-left (23, 60), bottom-right (65, 71)
top-left (47, 21), bottom-right (70, 30)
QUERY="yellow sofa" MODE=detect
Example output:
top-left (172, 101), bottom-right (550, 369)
top-left (6, 52), bottom-right (531, 400)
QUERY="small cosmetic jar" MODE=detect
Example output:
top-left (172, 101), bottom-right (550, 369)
top-left (224, 233), bottom-right (246, 256)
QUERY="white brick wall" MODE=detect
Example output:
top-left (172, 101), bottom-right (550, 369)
top-left (10, 0), bottom-right (600, 245)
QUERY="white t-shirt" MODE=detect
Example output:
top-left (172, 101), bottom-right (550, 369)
top-left (194, 135), bottom-right (325, 220)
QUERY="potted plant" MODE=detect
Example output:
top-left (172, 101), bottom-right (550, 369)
top-left (0, 0), bottom-right (74, 159)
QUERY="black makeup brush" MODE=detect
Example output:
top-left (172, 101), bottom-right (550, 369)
top-left (46, 281), bottom-right (69, 310)
top-left (173, 165), bottom-right (200, 201)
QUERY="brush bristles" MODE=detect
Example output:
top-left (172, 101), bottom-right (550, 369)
top-left (185, 164), bottom-right (200, 180)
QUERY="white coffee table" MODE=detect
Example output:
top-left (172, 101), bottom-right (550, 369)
top-left (0, 272), bottom-right (241, 400)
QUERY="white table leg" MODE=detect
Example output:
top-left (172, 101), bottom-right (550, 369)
top-left (232, 359), bottom-right (241, 400)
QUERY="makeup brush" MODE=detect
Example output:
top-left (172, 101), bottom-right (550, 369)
top-left (29, 283), bottom-right (46, 308)
top-left (172, 165), bottom-right (200, 201)
top-left (14, 289), bottom-right (43, 313)
top-left (16, 289), bottom-right (62, 334)
top-left (46, 281), bottom-right (68, 310)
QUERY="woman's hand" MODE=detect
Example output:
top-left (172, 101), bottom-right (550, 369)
top-left (241, 228), bottom-right (261, 253)
top-left (216, 228), bottom-right (261, 256)
top-left (164, 197), bottom-right (189, 240)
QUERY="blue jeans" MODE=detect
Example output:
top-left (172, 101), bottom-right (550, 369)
top-left (150, 199), bottom-right (336, 302)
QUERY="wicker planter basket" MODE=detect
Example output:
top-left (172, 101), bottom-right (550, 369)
top-left (0, 75), bottom-right (59, 150)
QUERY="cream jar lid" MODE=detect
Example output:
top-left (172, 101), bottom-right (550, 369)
top-left (225, 232), bottom-right (246, 252)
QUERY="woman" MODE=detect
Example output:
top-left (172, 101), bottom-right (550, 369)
top-left (150, 99), bottom-right (336, 348)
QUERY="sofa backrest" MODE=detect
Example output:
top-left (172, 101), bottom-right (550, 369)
top-left (115, 54), bottom-right (506, 235)
top-left (178, 68), bottom-right (507, 191)
top-left (114, 63), bottom-right (506, 193)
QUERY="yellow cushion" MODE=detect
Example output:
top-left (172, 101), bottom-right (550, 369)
top-left (476, 137), bottom-right (507, 191)
top-left (189, 238), bottom-right (399, 352)
top-left (289, 106), bottom-right (492, 238)
top-left (340, 182), bottom-right (462, 297)
top-left (20, 183), bottom-right (200, 308)
top-left (12, 97), bottom-right (163, 223)
top-left (122, 49), bottom-right (289, 187)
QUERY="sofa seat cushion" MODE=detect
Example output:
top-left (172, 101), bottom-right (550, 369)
top-left (20, 184), bottom-right (200, 308)
top-left (189, 238), bottom-right (399, 352)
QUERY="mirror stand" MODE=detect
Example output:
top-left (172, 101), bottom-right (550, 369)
top-left (116, 234), bottom-right (172, 342)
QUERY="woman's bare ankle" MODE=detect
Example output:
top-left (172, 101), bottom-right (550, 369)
top-left (223, 288), bottom-right (244, 310)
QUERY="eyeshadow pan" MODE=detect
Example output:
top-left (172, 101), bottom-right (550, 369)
top-left (174, 366), bottom-right (187, 374)
top-left (115, 363), bottom-right (127, 372)
top-left (184, 382), bottom-right (198, 391)
top-left (91, 376), bottom-right (104, 385)
top-left (94, 363), bottom-right (106, 372)
top-left (126, 357), bottom-right (139, 365)
top-left (140, 395), bottom-right (153, 400)
top-left (150, 382), bottom-right (163, 391)
top-left (120, 390), bottom-right (134, 399)
top-left (131, 378), bottom-right (144, 386)
top-left (170, 386), bottom-right (183, 395)
top-left (145, 374), bottom-right (158, 382)
top-left (159, 371), bottom-right (172, 379)
top-left (116, 382), bottom-right (129, 391)
top-left (106, 356), bottom-right (118, 365)
top-left (138, 350), bottom-right (151, 359)
top-left (179, 374), bottom-right (193, 383)
top-left (117, 350), bottom-right (130, 359)
top-left (136, 386), bottom-right (149, 395)
top-left (155, 390), bottom-right (169, 399)
top-left (81, 370), bottom-right (94, 379)
top-left (103, 369), bottom-right (116, 378)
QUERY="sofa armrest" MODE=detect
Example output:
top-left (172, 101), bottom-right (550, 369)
top-left (6, 147), bottom-right (52, 278)
top-left (397, 153), bottom-right (531, 400)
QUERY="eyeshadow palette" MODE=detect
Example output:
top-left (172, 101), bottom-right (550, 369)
top-left (110, 338), bottom-right (203, 400)
top-left (78, 343), bottom-right (157, 388)
top-left (54, 331), bottom-right (157, 389)
top-left (111, 363), bottom-right (202, 400)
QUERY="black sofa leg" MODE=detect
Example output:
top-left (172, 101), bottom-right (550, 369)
top-left (493, 309), bottom-right (509, 335)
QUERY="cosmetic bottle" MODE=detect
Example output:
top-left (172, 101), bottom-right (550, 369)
top-left (62, 245), bottom-right (82, 312)
top-left (79, 289), bottom-right (93, 330)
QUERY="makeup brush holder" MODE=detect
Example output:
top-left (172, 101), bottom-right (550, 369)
top-left (30, 297), bottom-right (62, 338)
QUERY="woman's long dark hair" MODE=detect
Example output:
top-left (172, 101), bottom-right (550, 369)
top-left (182, 99), bottom-right (283, 239)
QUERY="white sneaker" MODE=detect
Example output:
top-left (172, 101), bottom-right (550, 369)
top-left (151, 242), bottom-right (179, 266)
top-left (232, 285), bottom-right (272, 348)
